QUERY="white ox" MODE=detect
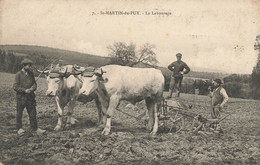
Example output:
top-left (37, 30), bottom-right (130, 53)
top-left (79, 65), bottom-right (165, 135)
top-left (39, 65), bottom-right (103, 130)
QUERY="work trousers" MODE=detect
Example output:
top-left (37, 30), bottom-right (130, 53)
top-left (169, 76), bottom-right (183, 97)
top-left (16, 96), bottom-right (38, 131)
top-left (211, 105), bottom-right (221, 119)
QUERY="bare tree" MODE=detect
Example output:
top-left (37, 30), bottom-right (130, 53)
top-left (108, 42), bottom-right (158, 67)
top-left (136, 43), bottom-right (158, 66)
top-left (107, 42), bottom-right (136, 66)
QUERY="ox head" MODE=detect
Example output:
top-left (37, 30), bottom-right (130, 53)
top-left (37, 64), bottom-right (67, 97)
top-left (79, 67), bottom-right (105, 96)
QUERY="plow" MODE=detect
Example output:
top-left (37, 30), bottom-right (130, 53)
top-left (158, 98), bottom-right (230, 134)
top-left (115, 97), bottom-right (230, 135)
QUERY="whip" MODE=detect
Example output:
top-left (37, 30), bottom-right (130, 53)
top-left (35, 56), bottom-right (62, 81)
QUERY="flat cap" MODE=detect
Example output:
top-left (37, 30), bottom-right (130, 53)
top-left (21, 58), bottom-right (33, 65)
top-left (176, 53), bottom-right (182, 57)
top-left (214, 79), bottom-right (222, 85)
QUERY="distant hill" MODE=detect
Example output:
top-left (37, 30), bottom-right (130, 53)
top-left (189, 66), bottom-right (227, 74)
top-left (1, 44), bottom-right (254, 99)
top-left (0, 44), bottom-right (231, 80)
top-left (0, 45), bottom-right (111, 67)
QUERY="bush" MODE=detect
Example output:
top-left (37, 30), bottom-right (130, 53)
top-left (223, 82), bottom-right (242, 98)
top-left (224, 74), bottom-right (251, 83)
top-left (181, 83), bottom-right (194, 94)
top-left (251, 66), bottom-right (260, 100)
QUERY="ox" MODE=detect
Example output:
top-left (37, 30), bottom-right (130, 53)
top-left (38, 64), bottom-right (103, 130)
top-left (193, 78), bottom-right (213, 95)
top-left (78, 65), bottom-right (165, 135)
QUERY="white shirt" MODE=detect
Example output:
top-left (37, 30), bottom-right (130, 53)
top-left (213, 87), bottom-right (229, 106)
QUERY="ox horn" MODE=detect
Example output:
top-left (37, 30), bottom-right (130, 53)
top-left (73, 64), bottom-right (85, 72)
top-left (38, 63), bottom-right (55, 73)
top-left (36, 69), bottom-right (50, 74)
top-left (35, 67), bottom-right (51, 82)
top-left (94, 68), bottom-right (107, 77)
top-left (94, 68), bottom-right (104, 76)
top-left (36, 64), bottom-right (53, 74)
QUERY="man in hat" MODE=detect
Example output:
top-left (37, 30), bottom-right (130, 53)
top-left (167, 53), bottom-right (190, 98)
top-left (13, 58), bottom-right (46, 135)
top-left (210, 79), bottom-right (229, 131)
top-left (210, 79), bottom-right (229, 118)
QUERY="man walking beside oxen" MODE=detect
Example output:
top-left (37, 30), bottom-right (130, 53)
top-left (13, 58), bottom-right (46, 135)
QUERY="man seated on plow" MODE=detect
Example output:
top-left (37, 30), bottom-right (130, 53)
top-left (209, 79), bottom-right (229, 131)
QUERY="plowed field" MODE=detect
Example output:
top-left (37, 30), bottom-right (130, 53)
top-left (0, 72), bottom-right (259, 164)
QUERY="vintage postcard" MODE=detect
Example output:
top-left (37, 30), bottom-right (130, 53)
top-left (0, 0), bottom-right (259, 164)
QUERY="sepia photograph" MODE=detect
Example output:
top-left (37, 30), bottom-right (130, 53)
top-left (0, 0), bottom-right (259, 164)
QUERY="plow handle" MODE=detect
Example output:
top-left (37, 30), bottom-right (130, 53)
top-left (207, 114), bottom-right (230, 124)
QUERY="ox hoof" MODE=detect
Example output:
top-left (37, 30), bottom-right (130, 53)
top-left (54, 125), bottom-right (62, 131)
top-left (146, 124), bottom-right (153, 132)
top-left (97, 124), bottom-right (104, 131)
top-left (150, 131), bottom-right (157, 136)
top-left (102, 127), bottom-right (110, 136)
top-left (70, 117), bottom-right (78, 125)
top-left (97, 120), bottom-right (103, 126)
top-left (65, 123), bottom-right (71, 129)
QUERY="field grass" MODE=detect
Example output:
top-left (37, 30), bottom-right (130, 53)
top-left (0, 72), bottom-right (259, 164)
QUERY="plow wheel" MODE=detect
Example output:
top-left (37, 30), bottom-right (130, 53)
top-left (160, 109), bottom-right (185, 133)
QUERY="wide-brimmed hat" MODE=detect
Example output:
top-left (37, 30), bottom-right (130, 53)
top-left (21, 59), bottom-right (33, 65)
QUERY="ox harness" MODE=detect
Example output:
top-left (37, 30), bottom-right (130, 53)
top-left (81, 67), bottom-right (110, 111)
top-left (46, 65), bottom-right (88, 88)
top-left (48, 65), bottom-right (82, 79)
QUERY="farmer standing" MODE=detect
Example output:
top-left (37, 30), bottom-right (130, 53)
top-left (13, 58), bottom-right (46, 135)
top-left (210, 79), bottom-right (229, 130)
top-left (167, 53), bottom-right (190, 98)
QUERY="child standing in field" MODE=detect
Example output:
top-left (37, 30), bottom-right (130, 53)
top-left (13, 58), bottom-right (46, 135)
top-left (210, 79), bottom-right (229, 131)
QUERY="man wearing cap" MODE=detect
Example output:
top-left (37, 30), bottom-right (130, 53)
top-left (13, 58), bottom-right (46, 135)
top-left (210, 79), bottom-right (229, 131)
top-left (210, 79), bottom-right (229, 118)
top-left (167, 53), bottom-right (190, 98)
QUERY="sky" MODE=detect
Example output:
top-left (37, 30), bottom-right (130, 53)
top-left (0, 0), bottom-right (260, 74)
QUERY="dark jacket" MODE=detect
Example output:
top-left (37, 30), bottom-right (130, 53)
top-left (13, 69), bottom-right (37, 99)
top-left (168, 60), bottom-right (190, 77)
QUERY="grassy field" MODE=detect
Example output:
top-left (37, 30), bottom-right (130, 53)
top-left (0, 72), bottom-right (259, 164)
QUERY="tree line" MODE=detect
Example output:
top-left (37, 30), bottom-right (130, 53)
top-left (0, 49), bottom-right (52, 75)
top-left (107, 41), bottom-right (260, 100)
top-left (251, 35), bottom-right (260, 99)
top-left (0, 39), bottom-right (259, 100)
